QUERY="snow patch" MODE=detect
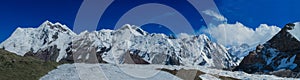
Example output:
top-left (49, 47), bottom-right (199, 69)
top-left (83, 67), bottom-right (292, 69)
top-left (276, 55), bottom-right (297, 70)
top-left (85, 53), bottom-right (90, 60)
top-left (266, 48), bottom-right (280, 65)
top-left (199, 74), bottom-right (220, 80)
top-left (288, 22), bottom-right (300, 41)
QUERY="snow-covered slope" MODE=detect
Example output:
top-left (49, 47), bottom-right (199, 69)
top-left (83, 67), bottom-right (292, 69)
top-left (40, 63), bottom-right (294, 80)
top-left (0, 21), bottom-right (238, 69)
top-left (0, 21), bottom-right (75, 62)
top-left (226, 43), bottom-right (257, 65)
top-left (288, 22), bottom-right (300, 41)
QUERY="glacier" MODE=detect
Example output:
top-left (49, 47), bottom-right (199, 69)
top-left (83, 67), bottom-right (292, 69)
top-left (40, 63), bottom-right (295, 80)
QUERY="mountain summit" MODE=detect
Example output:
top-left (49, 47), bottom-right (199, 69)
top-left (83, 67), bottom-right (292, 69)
top-left (0, 21), bottom-right (75, 62)
top-left (0, 21), bottom-right (238, 69)
top-left (235, 23), bottom-right (300, 77)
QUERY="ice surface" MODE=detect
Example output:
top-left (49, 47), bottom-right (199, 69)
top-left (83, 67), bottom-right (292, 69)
top-left (41, 63), bottom-right (295, 80)
top-left (40, 63), bottom-right (181, 80)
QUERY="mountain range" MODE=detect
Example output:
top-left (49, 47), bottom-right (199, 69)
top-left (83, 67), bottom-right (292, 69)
top-left (1, 21), bottom-right (300, 78)
top-left (0, 21), bottom-right (238, 69)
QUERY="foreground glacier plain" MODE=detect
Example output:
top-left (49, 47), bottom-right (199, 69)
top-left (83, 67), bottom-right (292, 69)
top-left (41, 63), bottom-right (296, 80)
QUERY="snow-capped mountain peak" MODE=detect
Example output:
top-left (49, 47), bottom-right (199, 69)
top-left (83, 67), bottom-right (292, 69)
top-left (117, 24), bottom-right (147, 36)
top-left (0, 21), bottom-right (238, 69)
top-left (235, 23), bottom-right (300, 77)
top-left (38, 20), bottom-right (76, 35)
top-left (0, 21), bottom-right (75, 62)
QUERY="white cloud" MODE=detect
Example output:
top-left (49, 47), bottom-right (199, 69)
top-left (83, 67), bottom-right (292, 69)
top-left (203, 22), bottom-right (281, 47)
top-left (202, 10), bottom-right (227, 22)
top-left (200, 9), bottom-right (281, 47)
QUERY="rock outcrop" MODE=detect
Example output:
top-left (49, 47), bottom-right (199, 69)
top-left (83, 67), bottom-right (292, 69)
top-left (235, 23), bottom-right (300, 77)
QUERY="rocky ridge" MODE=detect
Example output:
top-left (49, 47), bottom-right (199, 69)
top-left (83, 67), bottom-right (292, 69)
top-left (235, 23), bottom-right (300, 78)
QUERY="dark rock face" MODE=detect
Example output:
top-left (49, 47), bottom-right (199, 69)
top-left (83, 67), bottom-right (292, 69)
top-left (235, 23), bottom-right (300, 77)
top-left (24, 40), bottom-right (110, 64)
top-left (96, 47), bottom-right (110, 63)
top-left (267, 23), bottom-right (300, 52)
top-left (59, 45), bottom-right (74, 63)
top-left (165, 54), bottom-right (180, 65)
top-left (122, 49), bottom-right (181, 65)
top-left (234, 50), bottom-right (266, 73)
top-left (158, 68), bottom-right (205, 80)
top-left (25, 45), bottom-right (60, 62)
top-left (60, 36), bottom-right (109, 64)
top-left (47, 22), bottom-right (68, 32)
top-left (269, 69), bottom-right (300, 78)
top-left (123, 50), bottom-right (150, 64)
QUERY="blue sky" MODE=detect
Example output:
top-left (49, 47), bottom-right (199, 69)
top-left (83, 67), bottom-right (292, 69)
top-left (1, 0), bottom-right (300, 43)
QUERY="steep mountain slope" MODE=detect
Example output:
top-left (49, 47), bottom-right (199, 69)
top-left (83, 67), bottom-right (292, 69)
top-left (0, 21), bottom-right (238, 69)
top-left (0, 21), bottom-right (75, 62)
top-left (235, 23), bottom-right (300, 77)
